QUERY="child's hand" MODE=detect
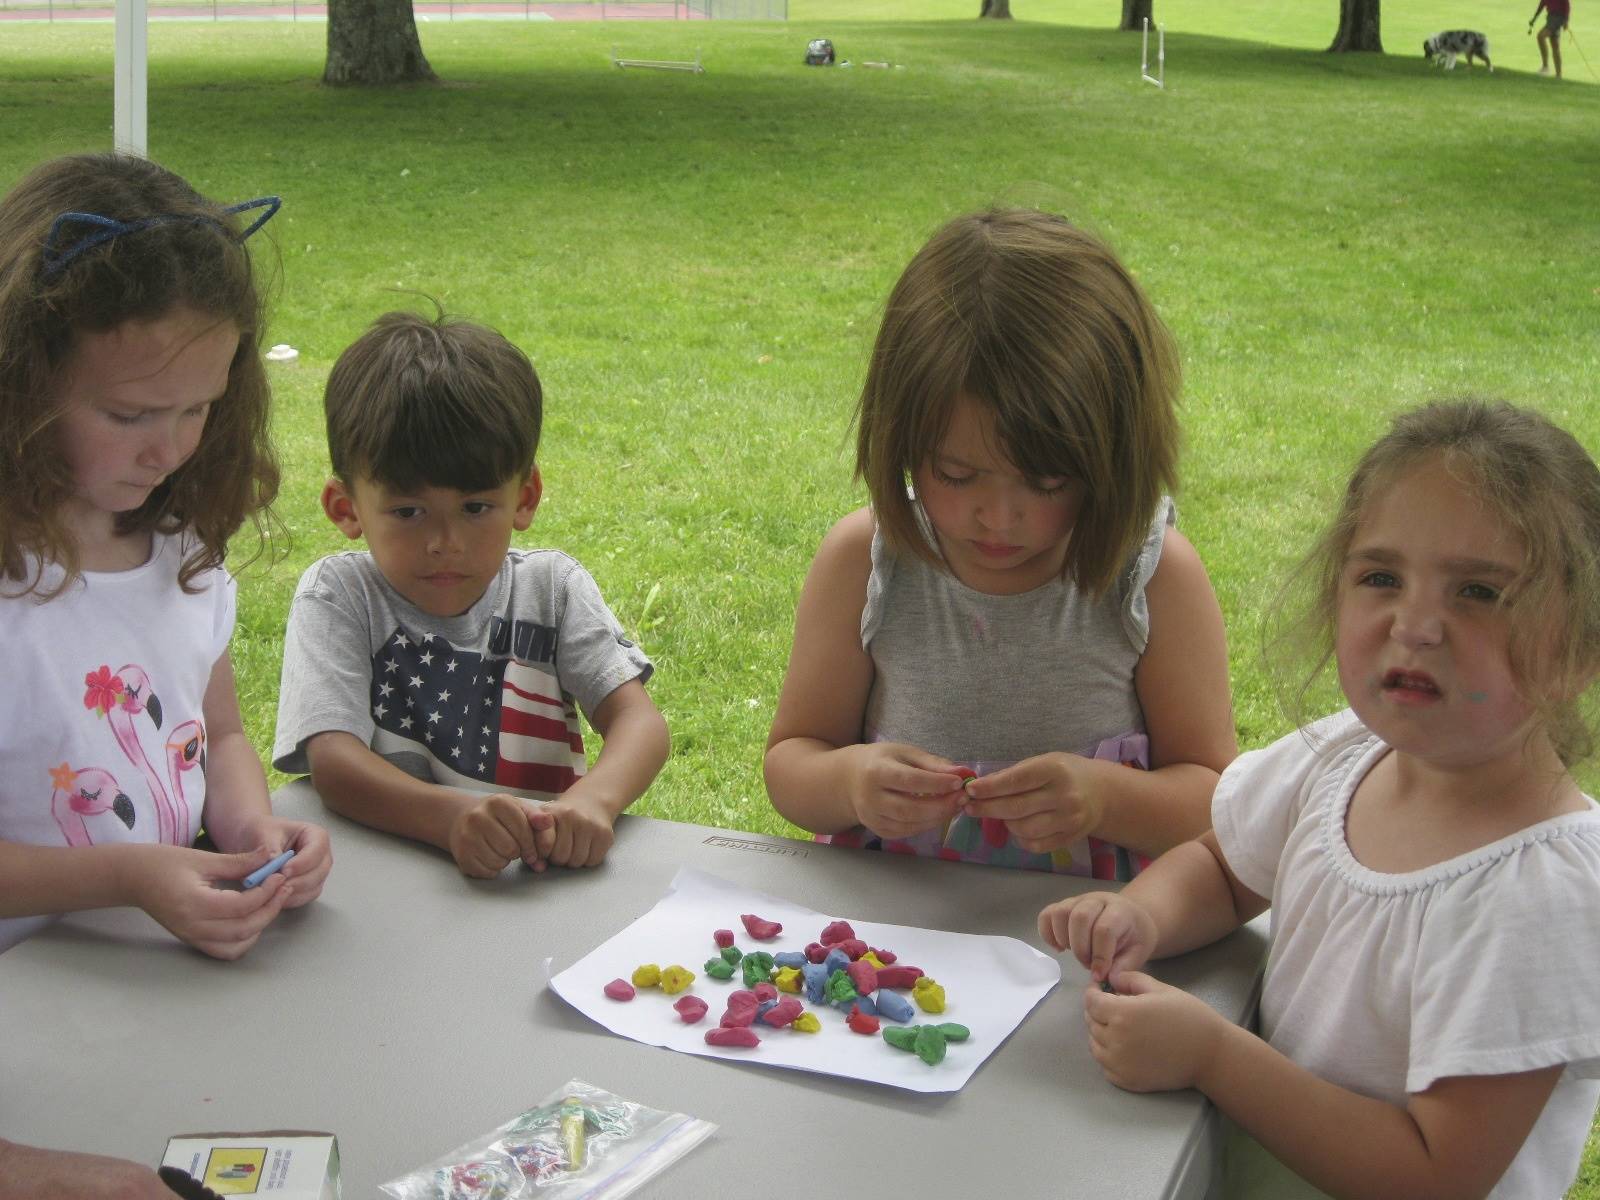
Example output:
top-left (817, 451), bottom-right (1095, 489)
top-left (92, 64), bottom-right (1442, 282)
top-left (0, 1138), bottom-right (178, 1199)
top-left (536, 788), bottom-right (617, 868)
top-left (843, 743), bottom-right (967, 840)
top-left (1082, 971), bottom-right (1229, 1092)
top-left (447, 794), bottom-right (554, 879)
top-left (123, 844), bottom-right (294, 960)
top-left (960, 752), bottom-right (1104, 851)
top-left (1037, 891), bottom-right (1157, 981)
top-left (235, 816), bottom-right (332, 908)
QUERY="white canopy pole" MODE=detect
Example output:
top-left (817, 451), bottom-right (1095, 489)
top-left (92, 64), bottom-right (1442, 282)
top-left (114, 0), bottom-right (148, 156)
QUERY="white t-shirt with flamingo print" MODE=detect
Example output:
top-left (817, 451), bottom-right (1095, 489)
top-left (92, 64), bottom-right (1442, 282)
top-left (0, 532), bottom-right (232, 953)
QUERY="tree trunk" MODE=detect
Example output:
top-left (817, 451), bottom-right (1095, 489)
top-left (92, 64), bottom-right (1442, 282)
top-left (1328, 0), bottom-right (1382, 52)
top-left (324, 0), bottom-right (438, 86)
top-left (1119, 0), bottom-right (1151, 32)
top-left (979, 0), bottom-right (1012, 19)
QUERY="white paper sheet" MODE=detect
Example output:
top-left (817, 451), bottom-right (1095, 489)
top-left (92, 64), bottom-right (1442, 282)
top-left (548, 867), bottom-right (1060, 1094)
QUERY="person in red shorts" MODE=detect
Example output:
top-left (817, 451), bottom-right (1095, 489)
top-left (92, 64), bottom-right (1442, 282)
top-left (1530, 0), bottom-right (1572, 76)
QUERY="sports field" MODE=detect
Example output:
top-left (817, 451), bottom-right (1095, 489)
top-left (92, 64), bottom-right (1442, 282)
top-left (2, 4), bottom-right (1597, 1186)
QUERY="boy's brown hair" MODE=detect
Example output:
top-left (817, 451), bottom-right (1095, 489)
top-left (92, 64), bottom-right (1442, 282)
top-left (1270, 399), bottom-right (1600, 765)
top-left (0, 153), bottom-right (278, 595)
top-left (325, 310), bottom-right (541, 493)
top-left (854, 208), bottom-right (1182, 598)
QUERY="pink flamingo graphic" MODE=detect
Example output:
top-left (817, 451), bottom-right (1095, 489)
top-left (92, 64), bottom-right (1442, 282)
top-left (164, 719), bottom-right (206, 838)
top-left (49, 762), bottom-right (136, 847)
top-left (103, 664), bottom-right (181, 846)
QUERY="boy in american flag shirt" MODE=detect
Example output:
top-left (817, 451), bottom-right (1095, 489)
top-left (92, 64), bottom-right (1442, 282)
top-left (273, 311), bottom-right (668, 878)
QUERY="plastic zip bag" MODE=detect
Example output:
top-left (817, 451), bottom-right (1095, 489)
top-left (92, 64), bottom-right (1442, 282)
top-left (379, 1079), bottom-right (715, 1200)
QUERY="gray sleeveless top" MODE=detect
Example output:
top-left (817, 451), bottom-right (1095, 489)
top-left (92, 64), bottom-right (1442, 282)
top-left (861, 498), bottom-right (1173, 763)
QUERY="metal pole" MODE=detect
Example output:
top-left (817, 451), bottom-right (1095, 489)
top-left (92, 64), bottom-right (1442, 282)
top-left (114, 0), bottom-right (148, 156)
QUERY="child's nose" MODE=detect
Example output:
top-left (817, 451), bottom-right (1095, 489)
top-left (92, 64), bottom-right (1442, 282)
top-left (426, 520), bottom-right (463, 555)
top-left (974, 481), bottom-right (1022, 529)
top-left (1391, 595), bottom-right (1444, 648)
top-left (137, 422), bottom-right (187, 474)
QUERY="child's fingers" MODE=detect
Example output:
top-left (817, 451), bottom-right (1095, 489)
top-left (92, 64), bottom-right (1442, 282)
top-left (1037, 899), bottom-right (1075, 952)
top-left (484, 796), bottom-right (539, 862)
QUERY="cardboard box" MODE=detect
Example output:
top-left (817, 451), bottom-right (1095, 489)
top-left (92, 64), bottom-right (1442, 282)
top-left (161, 1132), bottom-right (339, 1199)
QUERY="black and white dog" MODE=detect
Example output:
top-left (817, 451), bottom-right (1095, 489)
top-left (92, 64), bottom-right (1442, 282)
top-left (1423, 30), bottom-right (1493, 71)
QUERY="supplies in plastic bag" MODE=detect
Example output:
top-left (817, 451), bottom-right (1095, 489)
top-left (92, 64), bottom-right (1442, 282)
top-left (379, 1079), bottom-right (715, 1200)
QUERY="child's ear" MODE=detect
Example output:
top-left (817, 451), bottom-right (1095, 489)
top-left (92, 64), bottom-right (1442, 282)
top-left (512, 466), bottom-right (543, 531)
top-left (321, 477), bottom-right (365, 540)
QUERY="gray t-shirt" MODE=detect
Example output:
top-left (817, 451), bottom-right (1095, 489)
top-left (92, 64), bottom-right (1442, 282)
top-left (273, 549), bottom-right (652, 799)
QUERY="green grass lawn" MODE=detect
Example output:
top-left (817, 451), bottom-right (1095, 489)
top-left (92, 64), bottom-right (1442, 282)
top-left (3, 3), bottom-right (1598, 1188)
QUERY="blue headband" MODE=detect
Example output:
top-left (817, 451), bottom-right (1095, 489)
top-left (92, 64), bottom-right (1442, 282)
top-left (39, 195), bottom-right (281, 281)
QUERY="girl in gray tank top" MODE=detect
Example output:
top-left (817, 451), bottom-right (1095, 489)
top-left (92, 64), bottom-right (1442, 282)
top-left (764, 209), bottom-right (1236, 880)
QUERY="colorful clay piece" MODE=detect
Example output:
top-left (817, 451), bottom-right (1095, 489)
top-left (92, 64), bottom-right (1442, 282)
top-left (833, 938), bottom-right (868, 960)
top-left (876, 965), bottom-right (924, 989)
top-left (869, 947), bottom-right (898, 965)
top-left (792, 1012), bottom-right (822, 1034)
top-left (631, 964), bottom-right (661, 988)
top-left (801, 962), bottom-right (830, 1004)
top-left (720, 945), bottom-right (744, 965)
top-left (913, 977), bottom-right (947, 1013)
top-left (659, 965), bottom-right (695, 995)
top-left (740, 913), bottom-right (783, 940)
top-left (774, 966), bottom-right (803, 993)
top-left (849, 992), bottom-right (878, 1017)
top-left (824, 969), bottom-right (858, 1006)
top-left (603, 978), bottom-right (636, 1001)
top-left (846, 1004), bottom-right (881, 1035)
top-left (704, 957), bottom-right (736, 981)
top-left (752, 981), bottom-right (778, 1003)
top-left (761, 997), bottom-right (803, 1027)
top-left (804, 942), bottom-right (829, 964)
top-left (725, 989), bottom-right (759, 1013)
top-left (882, 1026), bottom-right (919, 1052)
top-left (913, 1024), bottom-right (948, 1065)
top-left (714, 928), bottom-right (735, 949)
top-left (860, 951), bottom-right (889, 969)
top-left (773, 951), bottom-right (807, 969)
top-left (938, 1023), bottom-right (970, 1042)
top-left (846, 960), bottom-right (878, 995)
top-left (720, 1006), bottom-right (756, 1028)
top-left (741, 952), bottom-right (775, 988)
top-left (822, 948), bottom-right (851, 976)
top-left (674, 996), bottom-right (709, 1024)
top-left (874, 989), bottom-right (914, 1023)
top-left (756, 998), bottom-right (778, 1019)
top-left (950, 765), bottom-right (977, 784)
top-left (818, 919), bottom-right (855, 945)
top-left (705, 1026), bottom-right (761, 1048)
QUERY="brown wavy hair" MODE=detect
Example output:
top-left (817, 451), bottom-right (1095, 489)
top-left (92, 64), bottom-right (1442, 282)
top-left (854, 208), bottom-right (1182, 598)
top-left (1267, 399), bottom-right (1600, 766)
top-left (0, 153), bottom-right (279, 596)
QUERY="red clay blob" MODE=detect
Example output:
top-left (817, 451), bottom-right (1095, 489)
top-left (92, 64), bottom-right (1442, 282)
top-left (741, 913), bottom-right (783, 940)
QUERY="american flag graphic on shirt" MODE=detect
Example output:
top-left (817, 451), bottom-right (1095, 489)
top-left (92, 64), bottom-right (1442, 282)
top-left (368, 628), bottom-right (584, 797)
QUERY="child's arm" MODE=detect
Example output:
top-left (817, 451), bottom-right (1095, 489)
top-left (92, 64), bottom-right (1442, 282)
top-left (962, 528), bottom-right (1236, 858)
top-left (196, 651), bottom-right (331, 907)
top-left (0, 1138), bottom-right (176, 1200)
top-left (304, 732), bottom-right (553, 878)
top-left (764, 509), bottom-right (967, 837)
top-left (1083, 975), bottom-right (1563, 1199)
top-left (1039, 830), bottom-right (1263, 979)
top-left (535, 678), bottom-right (669, 868)
top-left (0, 838), bottom-right (291, 959)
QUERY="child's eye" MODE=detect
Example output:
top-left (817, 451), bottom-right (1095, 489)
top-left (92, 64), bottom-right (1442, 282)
top-left (389, 506), bottom-right (422, 520)
top-left (1460, 582), bottom-right (1501, 602)
top-left (1358, 570), bottom-right (1399, 589)
top-left (1027, 476), bottom-right (1072, 497)
top-left (931, 466), bottom-right (975, 487)
top-left (462, 501), bottom-right (494, 516)
top-left (182, 402), bottom-right (212, 420)
top-left (108, 410), bottom-right (144, 426)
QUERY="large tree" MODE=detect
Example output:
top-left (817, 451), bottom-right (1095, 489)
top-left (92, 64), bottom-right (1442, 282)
top-left (1119, 0), bottom-right (1152, 31)
top-left (324, 0), bottom-right (437, 86)
top-left (979, 0), bottom-right (1012, 19)
top-left (1328, 0), bottom-right (1382, 52)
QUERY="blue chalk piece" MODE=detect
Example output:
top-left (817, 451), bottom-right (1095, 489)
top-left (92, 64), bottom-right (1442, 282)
top-left (822, 948), bottom-right (850, 976)
top-left (242, 849), bottom-right (296, 889)
top-left (801, 962), bottom-right (830, 1004)
top-left (773, 951), bottom-right (807, 969)
top-left (851, 993), bottom-right (878, 1017)
top-left (756, 998), bottom-right (778, 1017)
top-left (875, 989), bottom-right (914, 1022)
